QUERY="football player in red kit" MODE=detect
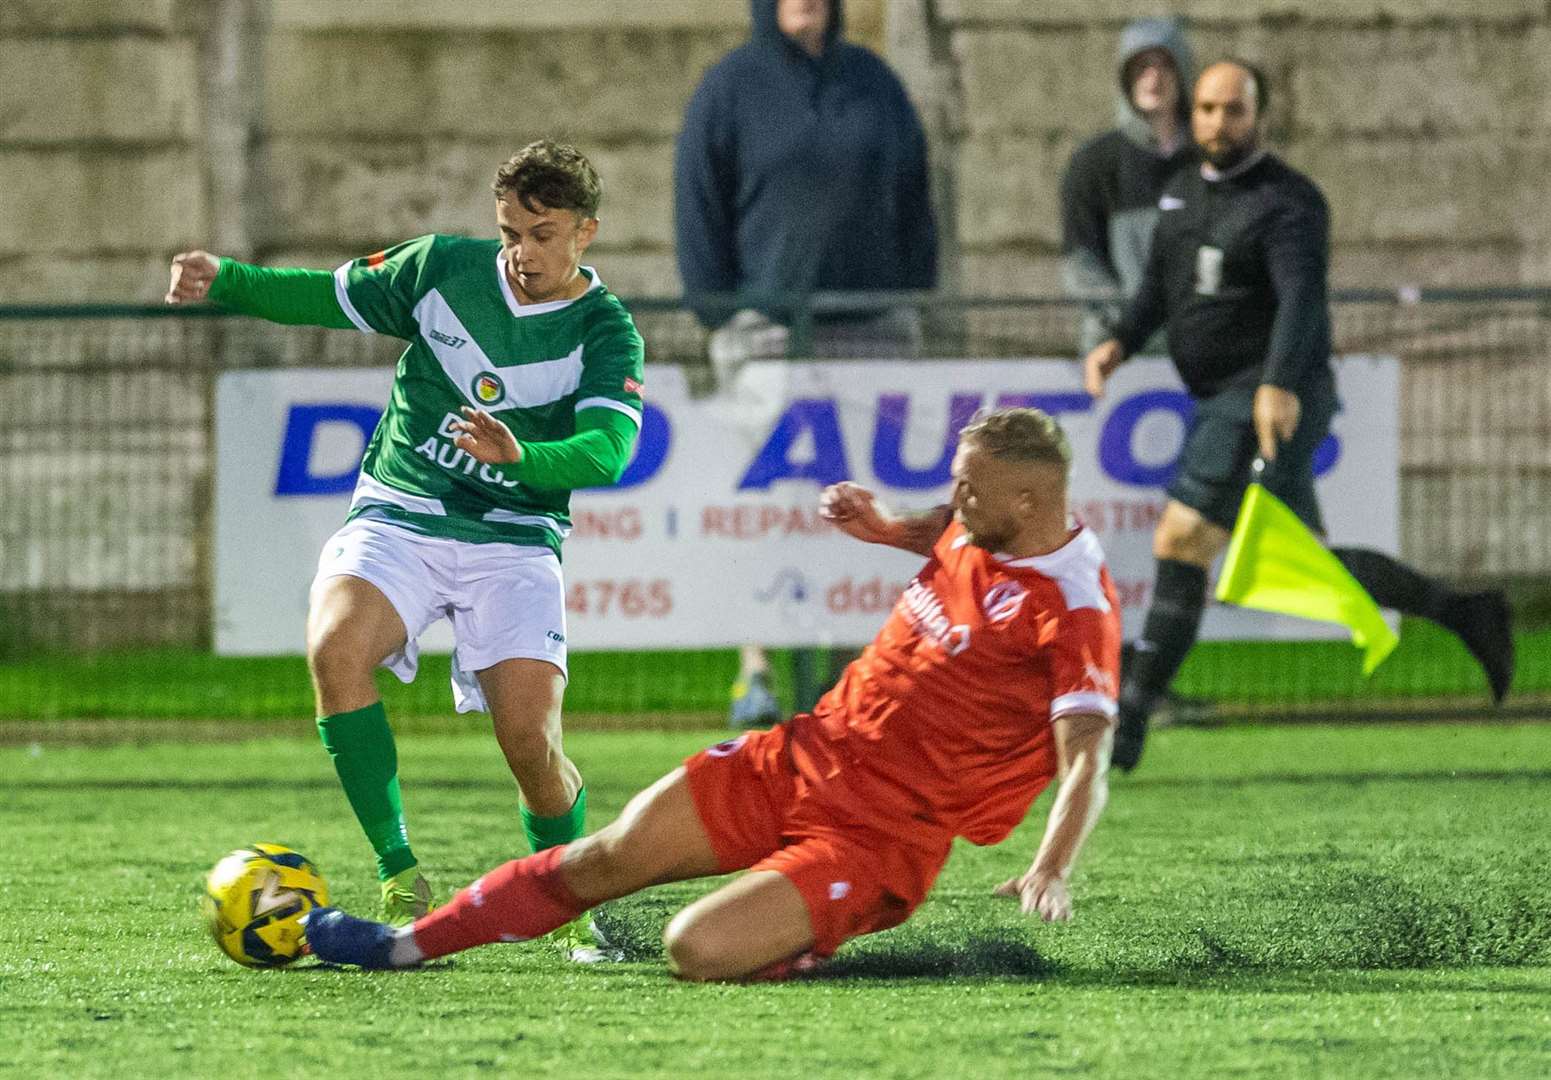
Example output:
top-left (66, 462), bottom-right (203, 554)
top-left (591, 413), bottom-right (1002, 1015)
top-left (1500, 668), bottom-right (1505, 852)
top-left (306, 407), bottom-right (1122, 980)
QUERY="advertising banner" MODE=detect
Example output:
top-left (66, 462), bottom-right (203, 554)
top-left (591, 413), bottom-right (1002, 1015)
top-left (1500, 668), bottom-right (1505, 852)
top-left (214, 357), bottom-right (1397, 654)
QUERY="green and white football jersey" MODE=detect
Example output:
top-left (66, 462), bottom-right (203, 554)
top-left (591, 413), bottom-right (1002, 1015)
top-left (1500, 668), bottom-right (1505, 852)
top-left (332, 234), bottom-right (645, 554)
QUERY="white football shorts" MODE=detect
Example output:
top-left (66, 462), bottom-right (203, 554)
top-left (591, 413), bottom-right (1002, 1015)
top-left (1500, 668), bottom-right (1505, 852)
top-left (313, 517), bottom-right (568, 714)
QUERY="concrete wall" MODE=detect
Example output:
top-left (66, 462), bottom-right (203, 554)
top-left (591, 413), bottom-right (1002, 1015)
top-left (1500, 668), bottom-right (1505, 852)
top-left (1, 0), bottom-right (1547, 302)
top-left (941, 0), bottom-right (1551, 295)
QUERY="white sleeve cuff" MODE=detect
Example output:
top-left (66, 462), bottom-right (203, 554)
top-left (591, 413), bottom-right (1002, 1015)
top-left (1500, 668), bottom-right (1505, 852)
top-left (332, 263), bottom-right (376, 334)
top-left (575, 396), bottom-right (642, 428)
top-left (1050, 691), bottom-right (1118, 721)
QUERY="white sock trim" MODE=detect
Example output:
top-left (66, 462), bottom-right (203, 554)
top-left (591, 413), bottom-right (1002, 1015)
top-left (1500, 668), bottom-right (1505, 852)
top-left (390, 927), bottom-right (426, 967)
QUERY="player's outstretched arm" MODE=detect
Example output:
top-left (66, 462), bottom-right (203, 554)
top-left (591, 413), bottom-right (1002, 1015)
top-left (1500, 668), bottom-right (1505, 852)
top-left (820, 482), bottom-right (950, 556)
top-left (164, 248), bottom-right (358, 330)
top-left (994, 712), bottom-right (1112, 922)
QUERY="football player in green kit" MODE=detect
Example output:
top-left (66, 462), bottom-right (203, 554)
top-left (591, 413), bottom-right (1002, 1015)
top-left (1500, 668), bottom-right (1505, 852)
top-left (167, 142), bottom-right (643, 954)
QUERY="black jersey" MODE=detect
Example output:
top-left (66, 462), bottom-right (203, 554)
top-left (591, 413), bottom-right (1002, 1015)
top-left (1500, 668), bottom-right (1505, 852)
top-left (1112, 152), bottom-right (1333, 400)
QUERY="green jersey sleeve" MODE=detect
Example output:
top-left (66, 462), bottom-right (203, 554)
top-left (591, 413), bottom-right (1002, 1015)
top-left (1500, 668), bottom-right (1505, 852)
top-left (571, 308), bottom-right (647, 429)
top-left (206, 261), bottom-right (355, 329)
top-left (511, 308), bottom-right (645, 491)
top-left (332, 235), bottom-right (438, 339)
top-left (511, 407), bottom-right (639, 490)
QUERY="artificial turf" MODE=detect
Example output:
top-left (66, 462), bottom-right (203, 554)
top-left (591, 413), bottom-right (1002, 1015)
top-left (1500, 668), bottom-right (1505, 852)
top-left (3, 723), bottom-right (1549, 1078)
top-left (1, 619), bottom-right (1547, 724)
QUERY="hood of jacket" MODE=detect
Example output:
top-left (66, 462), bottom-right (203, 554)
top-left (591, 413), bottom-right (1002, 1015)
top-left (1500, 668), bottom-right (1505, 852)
top-left (1114, 16), bottom-right (1195, 150)
top-left (752, 0), bottom-right (845, 64)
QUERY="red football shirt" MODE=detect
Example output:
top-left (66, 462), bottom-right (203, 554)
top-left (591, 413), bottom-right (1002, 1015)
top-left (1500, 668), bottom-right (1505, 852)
top-left (792, 520), bottom-right (1121, 846)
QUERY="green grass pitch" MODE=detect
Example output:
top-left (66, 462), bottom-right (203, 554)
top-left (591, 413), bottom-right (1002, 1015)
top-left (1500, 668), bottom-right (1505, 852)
top-left (4, 723), bottom-right (1549, 1078)
top-left (2, 620), bottom-right (1546, 723)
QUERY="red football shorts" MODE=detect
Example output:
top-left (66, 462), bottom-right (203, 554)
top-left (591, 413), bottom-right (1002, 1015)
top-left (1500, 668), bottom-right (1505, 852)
top-left (683, 722), bottom-right (953, 957)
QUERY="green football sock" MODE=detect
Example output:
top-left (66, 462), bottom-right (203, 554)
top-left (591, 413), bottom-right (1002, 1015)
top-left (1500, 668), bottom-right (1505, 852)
top-left (522, 787), bottom-right (587, 853)
top-left (316, 702), bottom-right (417, 881)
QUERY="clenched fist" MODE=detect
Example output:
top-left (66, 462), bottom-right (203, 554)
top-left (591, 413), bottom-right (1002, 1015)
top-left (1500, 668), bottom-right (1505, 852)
top-left (820, 481), bottom-right (898, 545)
top-left (165, 251), bottom-right (221, 305)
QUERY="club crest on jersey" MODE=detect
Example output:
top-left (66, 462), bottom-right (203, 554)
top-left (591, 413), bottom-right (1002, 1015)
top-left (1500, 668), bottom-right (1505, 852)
top-left (471, 372), bottom-right (505, 405)
top-left (982, 581), bottom-right (1027, 622)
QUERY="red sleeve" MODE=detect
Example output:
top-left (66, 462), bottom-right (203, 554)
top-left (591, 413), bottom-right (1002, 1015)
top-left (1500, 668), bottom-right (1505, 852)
top-left (1036, 605), bottom-right (1121, 724)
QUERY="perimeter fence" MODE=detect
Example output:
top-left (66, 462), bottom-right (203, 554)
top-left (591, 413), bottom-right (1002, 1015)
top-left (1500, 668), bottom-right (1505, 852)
top-left (1, 291), bottom-right (1547, 725)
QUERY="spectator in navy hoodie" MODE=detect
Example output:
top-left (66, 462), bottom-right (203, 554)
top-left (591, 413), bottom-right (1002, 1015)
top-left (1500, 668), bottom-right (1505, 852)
top-left (675, 0), bottom-right (940, 728)
top-left (676, 0), bottom-right (937, 375)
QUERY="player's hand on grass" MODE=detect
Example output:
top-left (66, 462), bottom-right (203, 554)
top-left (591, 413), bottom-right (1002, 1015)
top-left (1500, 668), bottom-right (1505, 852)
top-left (1082, 339), bottom-right (1126, 399)
top-left (994, 869), bottom-right (1073, 923)
top-left (1252, 384), bottom-right (1300, 462)
top-left (820, 482), bottom-right (899, 545)
top-left (451, 407), bottom-right (522, 466)
top-left (165, 251), bottom-right (221, 305)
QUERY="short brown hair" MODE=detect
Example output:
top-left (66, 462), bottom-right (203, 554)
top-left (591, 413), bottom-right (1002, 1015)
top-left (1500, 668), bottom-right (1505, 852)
top-left (959, 408), bottom-right (1072, 470)
top-left (492, 140), bottom-right (601, 218)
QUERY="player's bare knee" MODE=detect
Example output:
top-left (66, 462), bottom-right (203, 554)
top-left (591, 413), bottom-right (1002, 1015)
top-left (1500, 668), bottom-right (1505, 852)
top-left (1153, 503), bottom-right (1227, 565)
top-left (662, 913), bottom-right (725, 981)
top-left (305, 622), bottom-right (370, 688)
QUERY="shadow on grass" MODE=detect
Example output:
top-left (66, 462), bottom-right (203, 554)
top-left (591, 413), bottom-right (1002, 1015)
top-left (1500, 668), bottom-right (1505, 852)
top-left (816, 931), bottom-right (1058, 980)
top-left (793, 942), bottom-right (1551, 989)
top-left (591, 869), bottom-right (1551, 986)
top-left (582, 920), bottom-right (1551, 990)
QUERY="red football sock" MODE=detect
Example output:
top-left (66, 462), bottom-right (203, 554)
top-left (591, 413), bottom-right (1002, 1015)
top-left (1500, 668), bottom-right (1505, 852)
top-left (410, 845), bottom-right (585, 960)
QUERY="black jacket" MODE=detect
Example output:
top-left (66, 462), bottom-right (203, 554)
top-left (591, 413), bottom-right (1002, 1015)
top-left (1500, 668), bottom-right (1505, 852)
top-left (673, 0), bottom-right (937, 329)
top-left (1113, 152), bottom-right (1334, 399)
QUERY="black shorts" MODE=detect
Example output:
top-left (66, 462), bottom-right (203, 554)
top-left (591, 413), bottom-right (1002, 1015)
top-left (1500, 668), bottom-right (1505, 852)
top-left (1166, 375), bottom-right (1338, 532)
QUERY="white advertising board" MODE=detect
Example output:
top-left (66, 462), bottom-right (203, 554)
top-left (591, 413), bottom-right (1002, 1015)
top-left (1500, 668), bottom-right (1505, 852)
top-left (214, 357), bottom-right (1398, 654)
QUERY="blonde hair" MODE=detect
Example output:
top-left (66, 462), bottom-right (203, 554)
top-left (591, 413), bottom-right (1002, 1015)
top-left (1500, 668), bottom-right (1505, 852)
top-left (959, 407), bottom-right (1072, 470)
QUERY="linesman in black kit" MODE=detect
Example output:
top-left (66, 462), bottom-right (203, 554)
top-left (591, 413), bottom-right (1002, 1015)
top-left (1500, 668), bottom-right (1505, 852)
top-left (1083, 60), bottom-right (1515, 771)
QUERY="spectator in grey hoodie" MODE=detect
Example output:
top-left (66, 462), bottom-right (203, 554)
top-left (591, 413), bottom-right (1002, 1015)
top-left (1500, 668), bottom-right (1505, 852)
top-left (1061, 17), bottom-right (1196, 355)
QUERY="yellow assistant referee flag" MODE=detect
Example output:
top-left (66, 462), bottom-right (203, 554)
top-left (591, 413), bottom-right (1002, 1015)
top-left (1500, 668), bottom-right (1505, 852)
top-left (1215, 482), bottom-right (1399, 674)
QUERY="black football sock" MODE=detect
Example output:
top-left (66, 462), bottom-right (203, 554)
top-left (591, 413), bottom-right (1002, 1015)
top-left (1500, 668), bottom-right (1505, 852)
top-left (1329, 547), bottom-right (1452, 621)
top-left (1119, 559), bottom-right (1208, 730)
top-left (1334, 547), bottom-right (1515, 702)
